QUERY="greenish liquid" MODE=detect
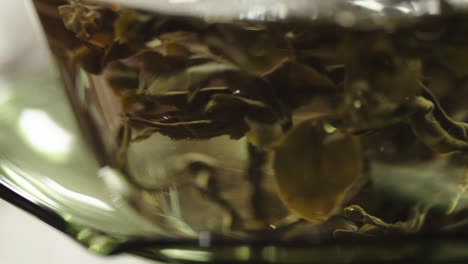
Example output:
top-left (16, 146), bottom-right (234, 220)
top-left (27, 0), bottom-right (468, 262)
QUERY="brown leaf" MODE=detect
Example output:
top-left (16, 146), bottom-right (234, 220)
top-left (266, 61), bottom-right (337, 109)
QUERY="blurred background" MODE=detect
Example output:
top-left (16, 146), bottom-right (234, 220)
top-left (0, 1), bottom-right (148, 263)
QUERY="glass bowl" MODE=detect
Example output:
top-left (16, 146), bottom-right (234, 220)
top-left (1, 0), bottom-right (468, 262)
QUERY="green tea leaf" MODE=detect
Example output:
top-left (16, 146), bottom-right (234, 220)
top-left (273, 118), bottom-right (362, 222)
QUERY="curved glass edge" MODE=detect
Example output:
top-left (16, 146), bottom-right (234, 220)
top-left (122, 236), bottom-right (468, 263)
top-left (0, 160), bottom-right (125, 255)
top-left (94, 0), bottom-right (468, 26)
top-left (3, 1), bottom-right (468, 263)
top-left (0, 171), bottom-right (67, 232)
top-left (0, 67), bottom-right (182, 255)
top-left (3, 172), bottom-right (468, 264)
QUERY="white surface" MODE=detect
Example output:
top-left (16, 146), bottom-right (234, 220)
top-left (0, 200), bottom-right (150, 264)
top-left (0, 1), bottom-right (50, 75)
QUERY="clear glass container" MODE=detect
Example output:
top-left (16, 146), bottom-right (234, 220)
top-left (1, 0), bottom-right (468, 263)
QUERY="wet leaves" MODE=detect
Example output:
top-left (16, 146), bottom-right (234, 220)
top-left (273, 119), bottom-right (363, 222)
top-left (57, 1), bottom-right (468, 236)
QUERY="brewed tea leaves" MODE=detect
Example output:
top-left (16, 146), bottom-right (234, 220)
top-left (266, 61), bottom-right (337, 109)
top-left (204, 94), bottom-right (277, 123)
top-left (206, 24), bottom-right (293, 76)
top-left (57, 0), bottom-right (468, 237)
top-left (339, 204), bottom-right (430, 235)
top-left (59, 0), bottom-right (102, 41)
top-left (273, 119), bottom-right (362, 222)
top-left (126, 112), bottom-right (248, 140)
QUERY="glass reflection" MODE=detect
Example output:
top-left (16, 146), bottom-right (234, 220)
top-left (0, 77), bottom-right (12, 105)
top-left (44, 179), bottom-right (113, 211)
top-left (18, 109), bottom-right (74, 162)
top-left (160, 249), bottom-right (213, 262)
top-left (352, 0), bottom-right (384, 12)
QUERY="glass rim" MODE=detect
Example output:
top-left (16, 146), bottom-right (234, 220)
top-left (92, 0), bottom-right (468, 27)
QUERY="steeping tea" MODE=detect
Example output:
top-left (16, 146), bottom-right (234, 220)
top-left (32, 0), bottom-right (468, 242)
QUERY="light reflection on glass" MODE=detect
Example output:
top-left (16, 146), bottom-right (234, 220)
top-left (160, 249), bottom-right (213, 262)
top-left (2, 163), bottom-right (60, 209)
top-left (234, 246), bottom-right (251, 261)
top-left (409, 0), bottom-right (440, 14)
top-left (395, 6), bottom-right (412, 13)
top-left (352, 0), bottom-right (384, 12)
top-left (18, 109), bottom-right (74, 162)
top-left (44, 179), bottom-right (114, 212)
top-left (98, 166), bottom-right (135, 201)
top-left (0, 77), bottom-right (12, 105)
top-left (447, 0), bottom-right (468, 8)
top-left (2, 161), bottom-right (116, 221)
top-left (168, 0), bottom-right (198, 3)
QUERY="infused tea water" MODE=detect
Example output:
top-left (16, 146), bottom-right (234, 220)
top-left (32, 0), bottom-right (468, 242)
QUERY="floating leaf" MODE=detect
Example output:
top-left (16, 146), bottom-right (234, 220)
top-left (266, 61), bottom-right (337, 109)
top-left (59, 1), bottom-right (101, 41)
top-left (206, 25), bottom-right (292, 76)
top-left (69, 44), bottom-right (105, 74)
top-left (59, 0), bottom-right (116, 47)
top-left (273, 118), bottom-right (362, 222)
top-left (114, 9), bottom-right (153, 45)
top-left (127, 112), bottom-right (247, 140)
top-left (146, 31), bottom-right (199, 57)
top-left (204, 94), bottom-right (277, 123)
top-left (105, 61), bottom-right (140, 92)
top-left (146, 86), bottom-right (231, 111)
top-left (138, 52), bottom-right (237, 95)
top-left (244, 118), bottom-right (285, 150)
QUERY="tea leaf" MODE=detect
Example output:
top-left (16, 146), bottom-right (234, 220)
top-left (146, 86), bottom-right (231, 111)
top-left (204, 94), bottom-right (277, 123)
top-left (342, 204), bottom-right (430, 235)
top-left (59, 0), bottom-right (116, 47)
top-left (244, 118), bottom-right (285, 150)
top-left (273, 118), bottom-right (362, 222)
top-left (126, 112), bottom-right (247, 140)
top-left (206, 25), bottom-right (292, 76)
top-left (114, 9), bottom-right (153, 45)
top-left (69, 44), bottom-right (105, 74)
top-left (139, 53), bottom-right (237, 96)
top-left (59, 1), bottom-right (101, 41)
top-left (408, 96), bottom-right (468, 153)
top-left (146, 31), bottom-right (200, 57)
top-left (266, 61), bottom-right (337, 109)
